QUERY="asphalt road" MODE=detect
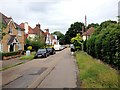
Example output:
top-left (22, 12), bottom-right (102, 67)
top-left (37, 48), bottom-right (78, 88)
top-left (1, 48), bottom-right (78, 88)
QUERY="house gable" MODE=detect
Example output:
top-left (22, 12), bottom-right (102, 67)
top-left (8, 18), bottom-right (16, 29)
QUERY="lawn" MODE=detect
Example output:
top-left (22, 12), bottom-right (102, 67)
top-left (75, 51), bottom-right (119, 89)
top-left (19, 52), bottom-right (35, 60)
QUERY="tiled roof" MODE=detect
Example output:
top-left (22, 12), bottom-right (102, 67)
top-left (20, 23), bottom-right (35, 34)
top-left (15, 22), bottom-right (24, 31)
top-left (82, 27), bottom-right (95, 36)
top-left (28, 26), bottom-right (36, 34)
top-left (0, 12), bottom-right (11, 25)
top-left (33, 26), bottom-right (40, 34)
top-left (0, 12), bottom-right (24, 31)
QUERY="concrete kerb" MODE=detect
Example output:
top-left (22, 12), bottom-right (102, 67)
top-left (27, 67), bottom-right (54, 88)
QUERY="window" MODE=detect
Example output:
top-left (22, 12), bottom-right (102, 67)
top-left (0, 43), bottom-right (3, 52)
top-left (18, 29), bottom-right (21, 36)
top-left (9, 27), bottom-right (12, 34)
top-left (18, 44), bottom-right (22, 50)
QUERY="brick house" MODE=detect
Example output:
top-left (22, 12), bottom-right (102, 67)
top-left (0, 12), bottom-right (25, 52)
top-left (20, 23), bottom-right (45, 43)
top-left (33, 24), bottom-right (45, 42)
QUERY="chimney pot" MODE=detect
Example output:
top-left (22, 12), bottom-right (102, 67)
top-left (36, 24), bottom-right (41, 28)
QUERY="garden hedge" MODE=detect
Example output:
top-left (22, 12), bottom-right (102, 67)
top-left (84, 20), bottom-right (120, 69)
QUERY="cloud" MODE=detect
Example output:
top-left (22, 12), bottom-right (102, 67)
top-left (0, 0), bottom-right (119, 34)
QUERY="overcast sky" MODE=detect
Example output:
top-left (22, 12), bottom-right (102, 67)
top-left (0, 0), bottom-right (119, 34)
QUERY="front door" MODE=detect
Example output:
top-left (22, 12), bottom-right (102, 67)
top-left (10, 44), bottom-right (14, 52)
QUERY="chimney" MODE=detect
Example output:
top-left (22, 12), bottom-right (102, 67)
top-left (36, 24), bottom-right (41, 29)
top-left (45, 29), bottom-right (49, 33)
top-left (24, 22), bottom-right (28, 34)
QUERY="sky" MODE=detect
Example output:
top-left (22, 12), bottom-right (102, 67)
top-left (0, 0), bottom-right (119, 34)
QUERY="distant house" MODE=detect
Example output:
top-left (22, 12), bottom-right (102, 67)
top-left (20, 22), bottom-right (36, 41)
top-left (0, 12), bottom-right (25, 52)
top-left (20, 23), bottom-right (45, 42)
top-left (44, 29), bottom-right (53, 45)
top-left (82, 27), bottom-right (95, 41)
top-left (33, 24), bottom-right (45, 42)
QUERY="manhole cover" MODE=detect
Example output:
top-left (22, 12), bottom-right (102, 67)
top-left (28, 67), bottom-right (47, 75)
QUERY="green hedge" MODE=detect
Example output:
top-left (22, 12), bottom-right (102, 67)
top-left (0, 51), bottom-right (21, 57)
top-left (85, 21), bottom-right (120, 69)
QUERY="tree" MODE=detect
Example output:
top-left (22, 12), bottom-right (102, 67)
top-left (51, 31), bottom-right (64, 40)
top-left (71, 33), bottom-right (83, 50)
top-left (64, 22), bottom-right (84, 44)
top-left (0, 23), bottom-right (7, 41)
top-left (87, 23), bottom-right (99, 29)
top-left (25, 36), bottom-right (45, 51)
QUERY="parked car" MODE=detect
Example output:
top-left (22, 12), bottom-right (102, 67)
top-left (60, 45), bottom-right (65, 50)
top-left (34, 49), bottom-right (49, 58)
top-left (46, 48), bottom-right (56, 55)
top-left (54, 44), bottom-right (61, 51)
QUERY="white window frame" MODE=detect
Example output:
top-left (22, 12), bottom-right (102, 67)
top-left (9, 27), bottom-right (12, 34)
top-left (0, 43), bottom-right (3, 52)
top-left (18, 44), bottom-right (22, 50)
top-left (18, 29), bottom-right (21, 36)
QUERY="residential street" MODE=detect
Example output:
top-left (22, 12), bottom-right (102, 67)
top-left (1, 48), bottom-right (78, 88)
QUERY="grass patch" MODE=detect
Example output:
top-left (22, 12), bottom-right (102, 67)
top-left (19, 52), bottom-right (35, 60)
top-left (75, 51), bottom-right (119, 89)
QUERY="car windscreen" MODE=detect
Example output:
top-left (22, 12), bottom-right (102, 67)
top-left (47, 48), bottom-right (52, 50)
top-left (37, 49), bottom-right (46, 52)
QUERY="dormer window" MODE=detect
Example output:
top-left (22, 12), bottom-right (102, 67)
top-left (18, 29), bottom-right (21, 36)
top-left (9, 27), bottom-right (12, 34)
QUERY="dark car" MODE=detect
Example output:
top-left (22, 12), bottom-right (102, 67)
top-left (46, 48), bottom-right (56, 55)
top-left (34, 49), bottom-right (49, 58)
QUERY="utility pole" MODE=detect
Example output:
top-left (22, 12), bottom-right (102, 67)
top-left (85, 15), bottom-right (87, 40)
top-left (85, 15), bottom-right (87, 29)
top-left (118, 1), bottom-right (120, 22)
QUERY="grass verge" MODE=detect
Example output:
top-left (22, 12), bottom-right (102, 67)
top-left (19, 52), bottom-right (35, 60)
top-left (75, 51), bottom-right (119, 89)
top-left (0, 62), bottom-right (24, 71)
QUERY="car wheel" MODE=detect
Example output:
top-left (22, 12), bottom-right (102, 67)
top-left (34, 56), bottom-right (37, 59)
top-left (44, 54), bottom-right (47, 58)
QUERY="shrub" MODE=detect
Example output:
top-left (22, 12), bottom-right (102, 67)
top-left (1, 51), bottom-right (21, 57)
top-left (27, 46), bottom-right (32, 50)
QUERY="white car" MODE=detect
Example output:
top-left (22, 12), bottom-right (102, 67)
top-left (54, 45), bottom-right (61, 51)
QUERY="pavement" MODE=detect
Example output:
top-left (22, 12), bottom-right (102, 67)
top-left (0, 57), bottom-right (29, 70)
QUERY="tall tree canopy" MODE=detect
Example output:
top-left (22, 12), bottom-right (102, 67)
top-left (51, 31), bottom-right (64, 40)
top-left (64, 22), bottom-right (84, 44)
top-left (71, 33), bottom-right (83, 50)
top-left (87, 23), bottom-right (99, 29)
